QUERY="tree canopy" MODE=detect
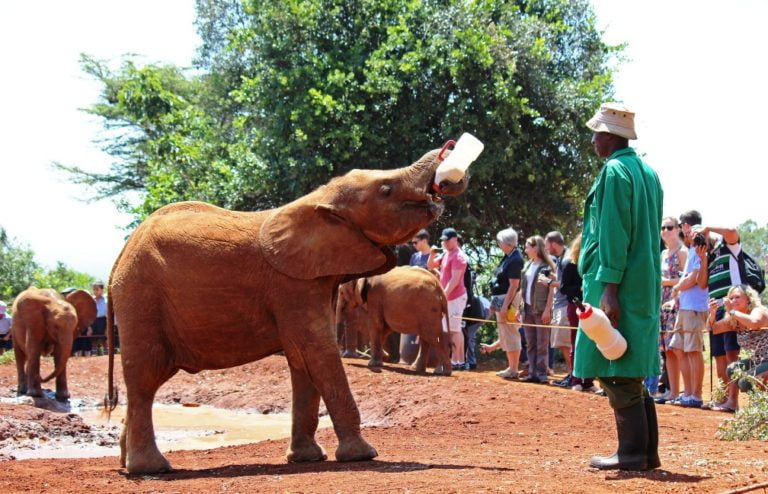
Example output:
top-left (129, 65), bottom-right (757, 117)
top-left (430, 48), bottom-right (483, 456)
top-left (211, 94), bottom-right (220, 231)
top-left (59, 0), bottom-right (618, 252)
top-left (0, 227), bottom-right (96, 301)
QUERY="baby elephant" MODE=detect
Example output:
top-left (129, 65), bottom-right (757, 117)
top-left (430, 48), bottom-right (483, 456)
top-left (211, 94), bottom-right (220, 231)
top-left (12, 287), bottom-right (97, 401)
top-left (337, 266), bottom-right (452, 375)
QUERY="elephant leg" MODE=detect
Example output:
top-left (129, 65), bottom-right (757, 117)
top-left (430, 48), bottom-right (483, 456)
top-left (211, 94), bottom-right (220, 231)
top-left (367, 330), bottom-right (385, 368)
top-left (14, 346), bottom-right (27, 396)
top-left (341, 324), bottom-right (359, 358)
top-left (122, 356), bottom-right (176, 474)
top-left (24, 344), bottom-right (43, 397)
top-left (278, 312), bottom-right (377, 463)
top-left (433, 331), bottom-right (453, 376)
top-left (286, 365), bottom-right (327, 462)
top-left (411, 339), bottom-right (428, 373)
top-left (53, 352), bottom-right (70, 402)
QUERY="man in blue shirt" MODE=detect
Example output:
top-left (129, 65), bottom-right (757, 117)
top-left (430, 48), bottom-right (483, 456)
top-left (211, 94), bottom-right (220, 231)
top-left (668, 231), bottom-right (708, 408)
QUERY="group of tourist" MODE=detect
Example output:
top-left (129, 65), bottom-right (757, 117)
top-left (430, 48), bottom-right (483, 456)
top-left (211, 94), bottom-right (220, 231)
top-left (653, 210), bottom-right (768, 412)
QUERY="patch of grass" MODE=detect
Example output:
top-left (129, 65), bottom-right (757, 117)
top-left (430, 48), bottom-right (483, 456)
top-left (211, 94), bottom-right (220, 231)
top-left (0, 351), bottom-right (15, 365)
top-left (716, 370), bottom-right (768, 441)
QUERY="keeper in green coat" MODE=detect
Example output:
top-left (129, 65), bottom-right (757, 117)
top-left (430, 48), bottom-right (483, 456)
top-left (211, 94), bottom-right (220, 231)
top-left (574, 103), bottom-right (663, 471)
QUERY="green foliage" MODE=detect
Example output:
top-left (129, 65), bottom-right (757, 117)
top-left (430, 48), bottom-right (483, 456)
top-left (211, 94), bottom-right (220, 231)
top-left (0, 227), bottom-right (39, 300)
top-left (61, 0), bottom-right (617, 247)
top-left (0, 227), bottom-right (97, 301)
top-left (716, 370), bottom-right (768, 441)
top-left (0, 351), bottom-right (15, 366)
top-left (33, 262), bottom-right (97, 293)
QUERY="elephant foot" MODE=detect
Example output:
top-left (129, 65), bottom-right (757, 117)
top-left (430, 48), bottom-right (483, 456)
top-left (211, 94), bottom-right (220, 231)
top-left (409, 363), bottom-right (427, 374)
top-left (126, 449), bottom-right (172, 474)
top-left (433, 365), bottom-right (452, 376)
top-left (336, 435), bottom-right (378, 462)
top-left (367, 359), bottom-right (383, 369)
top-left (287, 440), bottom-right (327, 463)
top-left (26, 387), bottom-right (43, 398)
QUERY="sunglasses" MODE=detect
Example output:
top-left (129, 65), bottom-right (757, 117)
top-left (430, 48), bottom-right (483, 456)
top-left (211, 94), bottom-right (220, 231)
top-left (661, 225), bottom-right (677, 231)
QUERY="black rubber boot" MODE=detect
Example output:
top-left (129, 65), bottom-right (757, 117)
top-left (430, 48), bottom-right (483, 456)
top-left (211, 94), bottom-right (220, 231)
top-left (590, 400), bottom-right (649, 470)
top-left (644, 396), bottom-right (661, 469)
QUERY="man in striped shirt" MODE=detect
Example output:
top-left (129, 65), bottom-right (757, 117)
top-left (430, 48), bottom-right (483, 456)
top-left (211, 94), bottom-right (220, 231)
top-left (687, 215), bottom-right (742, 402)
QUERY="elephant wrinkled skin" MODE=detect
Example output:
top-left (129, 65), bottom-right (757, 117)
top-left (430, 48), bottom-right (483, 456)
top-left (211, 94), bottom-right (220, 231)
top-left (12, 288), bottom-right (97, 402)
top-left (337, 266), bottom-right (452, 375)
top-left (107, 148), bottom-right (468, 474)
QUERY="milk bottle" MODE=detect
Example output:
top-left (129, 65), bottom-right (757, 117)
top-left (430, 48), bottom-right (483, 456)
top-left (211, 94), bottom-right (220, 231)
top-left (434, 132), bottom-right (484, 187)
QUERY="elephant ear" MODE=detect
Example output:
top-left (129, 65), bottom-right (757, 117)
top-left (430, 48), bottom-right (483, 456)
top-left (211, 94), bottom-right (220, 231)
top-left (65, 290), bottom-right (97, 331)
top-left (354, 278), bottom-right (369, 307)
top-left (260, 203), bottom-right (393, 280)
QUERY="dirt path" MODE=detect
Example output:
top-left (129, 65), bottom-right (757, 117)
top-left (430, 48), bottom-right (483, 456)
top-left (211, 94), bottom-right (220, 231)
top-left (0, 355), bottom-right (766, 493)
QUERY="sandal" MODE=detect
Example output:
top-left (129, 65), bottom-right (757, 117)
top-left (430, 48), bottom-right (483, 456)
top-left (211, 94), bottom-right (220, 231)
top-left (709, 404), bottom-right (737, 413)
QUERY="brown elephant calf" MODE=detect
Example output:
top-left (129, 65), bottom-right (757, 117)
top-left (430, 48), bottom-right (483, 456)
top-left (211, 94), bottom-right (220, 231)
top-left (12, 288), bottom-right (97, 401)
top-left (337, 266), bottom-right (452, 375)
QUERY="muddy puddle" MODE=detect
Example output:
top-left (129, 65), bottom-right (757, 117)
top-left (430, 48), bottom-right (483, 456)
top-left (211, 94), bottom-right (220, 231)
top-left (1, 397), bottom-right (331, 460)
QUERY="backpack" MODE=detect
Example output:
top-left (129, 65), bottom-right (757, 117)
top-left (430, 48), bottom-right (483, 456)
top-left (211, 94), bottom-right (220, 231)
top-left (732, 249), bottom-right (766, 294)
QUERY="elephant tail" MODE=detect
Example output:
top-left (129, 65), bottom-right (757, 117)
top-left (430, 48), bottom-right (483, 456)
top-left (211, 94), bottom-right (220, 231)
top-left (103, 291), bottom-right (119, 414)
top-left (41, 366), bottom-right (60, 383)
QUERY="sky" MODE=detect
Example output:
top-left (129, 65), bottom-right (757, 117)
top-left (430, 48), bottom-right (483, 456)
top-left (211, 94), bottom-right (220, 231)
top-left (1, 1), bottom-right (767, 280)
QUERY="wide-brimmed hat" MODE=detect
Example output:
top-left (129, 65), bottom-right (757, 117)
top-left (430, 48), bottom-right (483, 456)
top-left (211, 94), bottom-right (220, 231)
top-left (586, 103), bottom-right (637, 140)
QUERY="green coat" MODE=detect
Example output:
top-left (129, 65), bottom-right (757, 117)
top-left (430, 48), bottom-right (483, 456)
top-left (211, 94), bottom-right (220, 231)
top-left (574, 147), bottom-right (663, 378)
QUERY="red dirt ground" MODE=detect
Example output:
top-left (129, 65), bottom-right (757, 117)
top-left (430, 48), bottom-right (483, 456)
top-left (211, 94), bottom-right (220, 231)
top-left (1, 354), bottom-right (767, 493)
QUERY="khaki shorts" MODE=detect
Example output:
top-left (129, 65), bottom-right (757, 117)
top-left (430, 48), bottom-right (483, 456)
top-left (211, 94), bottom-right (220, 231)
top-left (498, 319), bottom-right (522, 351)
top-left (550, 305), bottom-right (572, 348)
top-left (669, 309), bottom-right (707, 352)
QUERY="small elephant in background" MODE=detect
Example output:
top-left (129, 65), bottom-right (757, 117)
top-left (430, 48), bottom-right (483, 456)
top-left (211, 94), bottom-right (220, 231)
top-left (337, 266), bottom-right (452, 375)
top-left (12, 287), bottom-right (97, 401)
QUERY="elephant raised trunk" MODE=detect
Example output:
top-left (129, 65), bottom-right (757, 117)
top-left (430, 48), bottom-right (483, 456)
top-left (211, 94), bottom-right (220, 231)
top-left (406, 148), bottom-right (470, 198)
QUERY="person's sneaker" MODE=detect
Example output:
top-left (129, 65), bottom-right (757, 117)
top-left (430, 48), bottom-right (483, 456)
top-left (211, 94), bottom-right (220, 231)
top-left (681, 396), bottom-right (704, 408)
top-left (497, 368), bottom-right (518, 379)
top-left (468, 364), bottom-right (477, 370)
top-left (520, 375), bottom-right (543, 384)
top-left (554, 375), bottom-right (572, 388)
top-left (571, 384), bottom-right (584, 392)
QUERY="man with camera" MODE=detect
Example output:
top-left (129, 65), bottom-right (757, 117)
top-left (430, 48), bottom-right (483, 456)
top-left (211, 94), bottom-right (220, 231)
top-left (687, 218), bottom-right (743, 410)
top-left (666, 211), bottom-right (708, 408)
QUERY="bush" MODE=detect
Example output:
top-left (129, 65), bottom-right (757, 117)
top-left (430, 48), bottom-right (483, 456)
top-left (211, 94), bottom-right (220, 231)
top-left (716, 370), bottom-right (768, 441)
top-left (0, 350), bottom-right (15, 365)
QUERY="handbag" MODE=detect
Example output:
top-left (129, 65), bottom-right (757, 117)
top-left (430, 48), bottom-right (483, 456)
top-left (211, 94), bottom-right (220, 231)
top-left (731, 249), bottom-right (766, 294)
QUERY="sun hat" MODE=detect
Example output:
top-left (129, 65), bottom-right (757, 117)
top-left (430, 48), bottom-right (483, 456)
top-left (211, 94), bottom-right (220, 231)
top-left (586, 103), bottom-right (637, 140)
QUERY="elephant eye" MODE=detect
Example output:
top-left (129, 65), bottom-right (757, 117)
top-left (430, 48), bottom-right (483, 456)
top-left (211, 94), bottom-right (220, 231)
top-left (379, 184), bottom-right (392, 196)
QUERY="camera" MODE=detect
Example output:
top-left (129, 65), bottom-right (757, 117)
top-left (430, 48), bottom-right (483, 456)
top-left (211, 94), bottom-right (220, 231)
top-left (693, 233), bottom-right (707, 247)
top-left (541, 267), bottom-right (552, 276)
top-left (716, 298), bottom-right (725, 308)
